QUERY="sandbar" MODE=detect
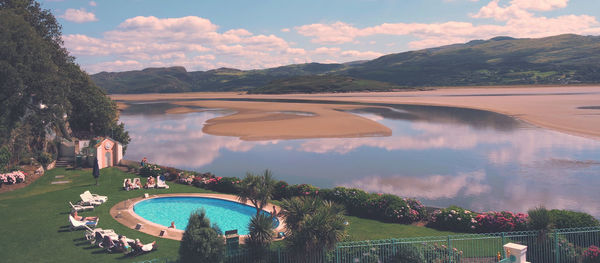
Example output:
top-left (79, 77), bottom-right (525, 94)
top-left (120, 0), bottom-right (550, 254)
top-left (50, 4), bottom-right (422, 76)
top-left (111, 86), bottom-right (600, 141)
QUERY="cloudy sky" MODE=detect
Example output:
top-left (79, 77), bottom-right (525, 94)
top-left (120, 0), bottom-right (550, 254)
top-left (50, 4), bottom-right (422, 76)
top-left (41, 0), bottom-right (600, 73)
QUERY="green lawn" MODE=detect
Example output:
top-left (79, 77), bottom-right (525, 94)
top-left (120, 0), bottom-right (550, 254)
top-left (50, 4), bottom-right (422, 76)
top-left (0, 167), bottom-right (459, 262)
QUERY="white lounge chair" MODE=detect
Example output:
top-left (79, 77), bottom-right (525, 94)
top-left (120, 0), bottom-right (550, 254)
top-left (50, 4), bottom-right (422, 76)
top-left (69, 201), bottom-right (94, 212)
top-left (79, 193), bottom-right (102, 206)
top-left (82, 190), bottom-right (108, 203)
top-left (156, 176), bottom-right (169, 189)
top-left (84, 226), bottom-right (116, 244)
top-left (69, 215), bottom-right (99, 231)
top-left (132, 178), bottom-right (141, 189)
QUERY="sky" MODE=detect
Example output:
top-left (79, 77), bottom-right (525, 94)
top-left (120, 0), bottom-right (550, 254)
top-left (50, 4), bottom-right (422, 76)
top-left (40, 0), bottom-right (600, 73)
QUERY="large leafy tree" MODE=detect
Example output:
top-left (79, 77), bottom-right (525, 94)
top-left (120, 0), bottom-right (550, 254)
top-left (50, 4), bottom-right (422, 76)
top-left (0, 0), bottom-right (129, 167)
top-left (179, 209), bottom-right (224, 263)
top-left (280, 197), bottom-right (347, 256)
top-left (237, 169), bottom-right (276, 216)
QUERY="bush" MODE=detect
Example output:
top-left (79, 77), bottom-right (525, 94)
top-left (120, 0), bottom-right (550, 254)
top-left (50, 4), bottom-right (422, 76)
top-left (272, 180), bottom-right (289, 200)
top-left (583, 245), bottom-right (600, 263)
top-left (475, 211), bottom-right (528, 233)
top-left (549, 209), bottom-right (600, 229)
top-left (0, 146), bottom-right (11, 173)
top-left (428, 206), bottom-right (478, 232)
top-left (139, 164), bottom-right (163, 178)
top-left (392, 244), bottom-right (426, 263)
top-left (179, 209), bottom-right (224, 263)
top-left (528, 206), bottom-right (551, 230)
top-left (163, 166), bottom-right (179, 181)
top-left (36, 152), bottom-right (53, 169)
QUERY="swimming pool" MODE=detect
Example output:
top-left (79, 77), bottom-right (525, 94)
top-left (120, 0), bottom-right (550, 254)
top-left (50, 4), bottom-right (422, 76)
top-left (133, 196), bottom-right (279, 235)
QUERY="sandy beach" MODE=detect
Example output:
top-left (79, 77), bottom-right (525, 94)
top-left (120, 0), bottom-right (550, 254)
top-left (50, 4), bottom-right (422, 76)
top-left (111, 86), bottom-right (600, 141)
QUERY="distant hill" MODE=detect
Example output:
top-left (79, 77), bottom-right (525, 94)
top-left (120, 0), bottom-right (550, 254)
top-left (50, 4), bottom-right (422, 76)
top-left (91, 34), bottom-right (600, 94)
top-left (92, 63), bottom-right (348, 94)
top-left (248, 75), bottom-right (404, 94)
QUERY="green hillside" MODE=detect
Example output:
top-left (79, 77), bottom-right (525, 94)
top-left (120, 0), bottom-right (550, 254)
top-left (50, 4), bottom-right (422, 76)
top-left (346, 34), bottom-right (600, 86)
top-left (91, 34), bottom-right (600, 94)
top-left (248, 75), bottom-right (405, 94)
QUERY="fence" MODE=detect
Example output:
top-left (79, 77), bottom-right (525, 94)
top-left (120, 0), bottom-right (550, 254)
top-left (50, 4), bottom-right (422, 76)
top-left (139, 226), bottom-right (600, 263)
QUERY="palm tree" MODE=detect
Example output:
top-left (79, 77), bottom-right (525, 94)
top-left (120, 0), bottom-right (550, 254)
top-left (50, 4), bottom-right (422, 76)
top-left (280, 196), bottom-right (347, 256)
top-left (237, 169), bottom-right (276, 216)
top-left (247, 213), bottom-right (275, 257)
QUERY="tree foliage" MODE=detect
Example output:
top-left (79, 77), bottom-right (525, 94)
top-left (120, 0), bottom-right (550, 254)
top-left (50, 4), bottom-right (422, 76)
top-left (237, 169), bottom-right (276, 216)
top-left (280, 197), bottom-right (347, 255)
top-left (179, 209), bottom-right (224, 263)
top-left (0, 0), bottom-right (130, 165)
top-left (246, 213), bottom-right (275, 261)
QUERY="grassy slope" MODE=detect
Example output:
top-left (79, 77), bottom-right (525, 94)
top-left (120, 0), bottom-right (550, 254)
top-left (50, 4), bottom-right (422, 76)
top-left (0, 168), bottom-right (458, 262)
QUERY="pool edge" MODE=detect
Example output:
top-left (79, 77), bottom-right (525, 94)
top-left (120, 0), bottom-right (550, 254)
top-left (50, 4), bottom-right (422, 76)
top-left (110, 193), bottom-right (286, 242)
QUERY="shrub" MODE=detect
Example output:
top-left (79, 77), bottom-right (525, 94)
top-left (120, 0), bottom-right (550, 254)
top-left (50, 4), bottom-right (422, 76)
top-left (327, 187), bottom-right (370, 217)
top-left (36, 152), bottom-right (53, 169)
top-left (475, 211), bottom-right (528, 233)
top-left (0, 146), bottom-right (11, 173)
top-left (179, 209), bottom-right (224, 263)
top-left (549, 209), bottom-right (600, 229)
top-left (139, 164), bottom-right (163, 177)
top-left (164, 166), bottom-right (179, 181)
top-left (392, 244), bottom-right (426, 263)
top-left (210, 176), bottom-right (241, 194)
top-left (428, 206), bottom-right (478, 232)
top-left (272, 180), bottom-right (289, 200)
top-left (528, 206), bottom-right (551, 230)
top-left (583, 245), bottom-right (600, 263)
top-left (366, 194), bottom-right (425, 223)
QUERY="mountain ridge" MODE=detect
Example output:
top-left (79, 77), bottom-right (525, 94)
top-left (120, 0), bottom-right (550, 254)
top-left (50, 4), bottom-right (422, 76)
top-left (91, 34), bottom-right (600, 94)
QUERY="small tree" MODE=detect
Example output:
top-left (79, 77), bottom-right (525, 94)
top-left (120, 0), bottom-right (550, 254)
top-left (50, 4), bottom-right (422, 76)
top-left (237, 169), bottom-right (276, 216)
top-left (179, 209), bottom-right (224, 263)
top-left (280, 197), bottom-right (347, 257)
top-left (528, 206), bottom-right (551, 231)
top-left (246, 213), bottom-right (275, 262)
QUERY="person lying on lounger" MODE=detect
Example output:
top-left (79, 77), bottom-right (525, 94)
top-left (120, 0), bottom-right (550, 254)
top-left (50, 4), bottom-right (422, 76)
top-left (144, 176), bottom-right (155, 188)
top-left (72, 211), bottom-right (98, 221)
top-left (124, 178), bottom-right (134, 191)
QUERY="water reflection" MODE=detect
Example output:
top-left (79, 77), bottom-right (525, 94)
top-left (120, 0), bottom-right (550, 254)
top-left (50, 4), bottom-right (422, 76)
top-left (120, 102), bottom-right (600, 217)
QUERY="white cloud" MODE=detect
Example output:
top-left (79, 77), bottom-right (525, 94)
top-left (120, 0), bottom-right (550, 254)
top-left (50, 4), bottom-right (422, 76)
top-left (60, 8), bottom-right (98, 23)
top-left (89, 1), bottom-right (97, 7)
top-left (294, 0), bottom-right (599, 49)
top-left (65, 16), bottom-right (385, 73)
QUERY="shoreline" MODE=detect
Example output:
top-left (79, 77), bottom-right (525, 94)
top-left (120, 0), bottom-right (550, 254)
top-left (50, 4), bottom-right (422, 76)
top-left (111, 86), bottom-right (600, 141)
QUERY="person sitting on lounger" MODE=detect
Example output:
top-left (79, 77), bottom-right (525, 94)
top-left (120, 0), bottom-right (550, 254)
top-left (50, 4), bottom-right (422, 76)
top-left (144, 176), bottom-right (155, 188)
top-left (72, 211), bottom-right (98, 221)
top-left (133, 239), bottom-right (157, 252)
top-left (124, 178), bottom-right (133, 191)
top-left (134, 179), bottom-right (142, 189)
top-left (117, 235), bottom-right (130, 252)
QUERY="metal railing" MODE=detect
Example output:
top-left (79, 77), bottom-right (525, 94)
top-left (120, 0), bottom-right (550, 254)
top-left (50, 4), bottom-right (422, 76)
top-left (139, 226), bottom-right (600, 263)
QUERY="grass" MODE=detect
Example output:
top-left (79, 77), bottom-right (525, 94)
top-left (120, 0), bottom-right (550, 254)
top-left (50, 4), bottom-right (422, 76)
top-left (0, 167), bottom-right (461, 262)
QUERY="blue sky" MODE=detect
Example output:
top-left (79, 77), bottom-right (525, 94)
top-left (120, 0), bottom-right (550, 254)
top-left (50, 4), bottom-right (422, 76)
top-left (40, 0), bottom-right (600, 73)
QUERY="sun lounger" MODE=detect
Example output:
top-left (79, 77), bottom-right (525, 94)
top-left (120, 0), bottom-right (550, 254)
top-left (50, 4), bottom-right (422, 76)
top-left (79, 193), bottom-right (102, 206)
top-left (69, 201), bottom-right (94, 212)
top-left (69, 215), bottom-right (99, 231)
top-left (84, 226), bottom-right (116, 244)
top-left (156, 176), bottom-right (169, 189)
top-left (83, 190), bottom-right (108, 202)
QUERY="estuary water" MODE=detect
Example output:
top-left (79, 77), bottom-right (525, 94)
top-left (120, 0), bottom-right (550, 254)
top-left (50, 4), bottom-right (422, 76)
top-left (119, 101), bottom-right (600, 217)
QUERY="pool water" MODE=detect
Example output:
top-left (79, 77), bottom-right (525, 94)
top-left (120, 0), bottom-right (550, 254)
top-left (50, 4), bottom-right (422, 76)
top-left (134, 197), bottom-right (278, 235)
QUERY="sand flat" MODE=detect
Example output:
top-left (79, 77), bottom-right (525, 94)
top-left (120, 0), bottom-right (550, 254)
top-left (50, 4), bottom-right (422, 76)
top-left (111, 86), bottom-right (600, 140)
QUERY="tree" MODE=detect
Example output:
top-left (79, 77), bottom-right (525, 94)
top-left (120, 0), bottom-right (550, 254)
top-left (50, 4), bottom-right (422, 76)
top-left (246, 213), bottom-right (275, 262)
top-left (280, 197), bottom-right (347, 256)
top-left (179, 209), bottom-right (224, 263)
top-left (0, 0), bottom-right (130, 163)
top-left (237, 169), bottom-right (276, 216)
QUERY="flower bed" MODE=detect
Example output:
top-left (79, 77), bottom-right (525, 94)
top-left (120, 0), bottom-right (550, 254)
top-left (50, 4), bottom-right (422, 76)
top-left (0, 171), bottom-right (27, 186)
top-left (429, 206), bottom-right (527, 233)
top-left (583, 245), bottom-right (600, 263)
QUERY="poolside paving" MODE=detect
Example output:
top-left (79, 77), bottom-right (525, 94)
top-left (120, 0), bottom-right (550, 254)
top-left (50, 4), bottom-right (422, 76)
top-left (110, 193), bottom-right (286, 243)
